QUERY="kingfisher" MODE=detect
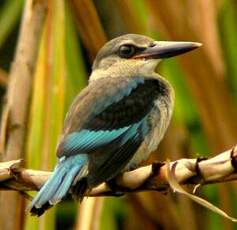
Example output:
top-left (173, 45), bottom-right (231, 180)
top-left (29, 34), bottom-right (201, 216)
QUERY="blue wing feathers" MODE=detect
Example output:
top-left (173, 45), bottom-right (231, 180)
top-left (63, 117), bottom-right (149, 156)
top-left (63, 127), bottom-right (130, 153)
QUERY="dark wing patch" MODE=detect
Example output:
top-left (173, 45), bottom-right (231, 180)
top-left (84, 79), bottom-right (162, 130)
top-left (87, 119), bottom-right (148, 187)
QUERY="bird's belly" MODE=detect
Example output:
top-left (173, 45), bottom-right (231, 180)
top-left (125, 121), bottom-right (161, 170)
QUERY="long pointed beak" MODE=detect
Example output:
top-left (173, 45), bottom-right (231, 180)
top-left (134, 41), bottom-right (202, 59)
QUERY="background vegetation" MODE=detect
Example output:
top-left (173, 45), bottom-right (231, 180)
top-left (0, 0), bottom-right (236, 230)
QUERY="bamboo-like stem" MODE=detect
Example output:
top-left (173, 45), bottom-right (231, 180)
top-left (0, 0), bottom-right (47, 229)
top-left (0, 146), bottom-right (236, 195)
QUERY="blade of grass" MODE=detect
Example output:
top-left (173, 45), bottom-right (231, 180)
top-left (64, 0), bottom-right (87, 110)
top-left (24, 23), bottom-right (47, 230)
top-left (0, 0), bottom-right (23, 48)
top-left (69, 0), bottom-right (107, 60)
top-left (25, 0), bottom-right (66, 229)
top-left (218, 0), bottom-right (237, 101)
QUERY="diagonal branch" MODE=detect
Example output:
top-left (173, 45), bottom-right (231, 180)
top-left (0, 145), bottom-right (236, 196)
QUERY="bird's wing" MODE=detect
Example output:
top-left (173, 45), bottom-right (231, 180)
top-left (57, 76), bottom-right (162, 186)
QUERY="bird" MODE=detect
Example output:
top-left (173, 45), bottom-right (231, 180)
top-left (28, 34), bottom-right (201, 216)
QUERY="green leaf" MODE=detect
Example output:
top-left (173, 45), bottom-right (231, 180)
top-left (0, 0), bottom-right (23, 48)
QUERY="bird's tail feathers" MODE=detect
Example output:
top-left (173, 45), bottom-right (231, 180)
top-left (28, 155), bottom-right (88, 216)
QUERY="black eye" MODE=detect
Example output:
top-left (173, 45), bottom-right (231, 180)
top-left (118, 45), bottom-right (136, 58)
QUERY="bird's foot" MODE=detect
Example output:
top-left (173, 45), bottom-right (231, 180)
top-left (106, 178), bottom-right (128, 196)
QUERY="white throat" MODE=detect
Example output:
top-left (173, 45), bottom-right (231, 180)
top-left (89, 59), bottom-right (160, 82)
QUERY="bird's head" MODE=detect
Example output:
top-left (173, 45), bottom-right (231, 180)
top-left (90, 34), bottom-right (201, 81)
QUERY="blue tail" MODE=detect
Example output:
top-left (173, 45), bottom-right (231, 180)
top-left (28, 155), bottom-right (88, 216)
